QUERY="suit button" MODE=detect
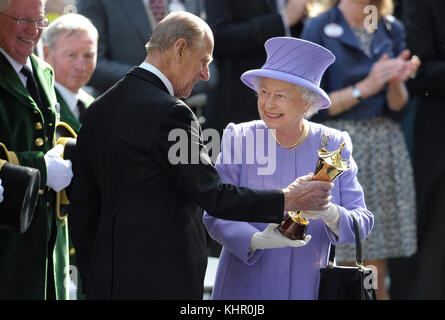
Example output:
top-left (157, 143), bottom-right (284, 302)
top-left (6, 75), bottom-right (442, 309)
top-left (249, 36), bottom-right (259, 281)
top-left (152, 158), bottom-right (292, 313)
top-left (33, 109), bottom-right (39, 115)
top-left (35, 122), bottom-right (43, 130)
top-left (35, 138), bottom-right (44, 147)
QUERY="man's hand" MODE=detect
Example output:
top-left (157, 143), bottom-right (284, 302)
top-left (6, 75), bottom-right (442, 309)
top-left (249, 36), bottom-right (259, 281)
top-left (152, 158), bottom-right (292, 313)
top-left (282, 173), bottom-right (333, 212)
top-left (283, 0), bottom-right (311, 26)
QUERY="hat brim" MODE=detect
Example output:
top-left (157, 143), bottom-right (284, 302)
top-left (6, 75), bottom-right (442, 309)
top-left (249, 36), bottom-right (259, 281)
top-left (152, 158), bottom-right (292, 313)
top-left (0, 162), bottom-right (40, 233)
top-left (241, 69), bottom-right (331, 109)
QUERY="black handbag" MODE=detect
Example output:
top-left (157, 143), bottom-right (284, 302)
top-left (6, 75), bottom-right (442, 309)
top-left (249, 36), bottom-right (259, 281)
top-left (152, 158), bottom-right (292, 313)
top-left (318, 214), bottom-right (377, 300)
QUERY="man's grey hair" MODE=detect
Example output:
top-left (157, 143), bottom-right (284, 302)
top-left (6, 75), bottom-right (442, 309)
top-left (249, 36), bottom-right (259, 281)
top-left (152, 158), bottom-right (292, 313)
top-left (41, 13), bottom-right (98, 49)
top-left (252, 77), bottom-right (323, 119)
top-left (145, 11), bottom-right (212, 55)
top-left (0, 0), bottom-right (47, 12)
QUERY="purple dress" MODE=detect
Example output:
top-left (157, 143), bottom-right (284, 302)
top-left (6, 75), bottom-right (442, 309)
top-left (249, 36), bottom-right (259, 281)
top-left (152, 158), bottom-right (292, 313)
top-left (203, 120), bottom-right (374, 300)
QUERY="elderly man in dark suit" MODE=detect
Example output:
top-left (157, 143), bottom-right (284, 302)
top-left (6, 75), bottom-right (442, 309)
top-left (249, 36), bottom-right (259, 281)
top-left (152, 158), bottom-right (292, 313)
top-left (69, 11), bottom-right (333, 299)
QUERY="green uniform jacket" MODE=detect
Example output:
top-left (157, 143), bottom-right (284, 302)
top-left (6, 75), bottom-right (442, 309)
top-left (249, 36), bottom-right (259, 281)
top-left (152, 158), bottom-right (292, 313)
top-left (0, 53), bottom-right (69, 300)
top-left (55, 88), bottom-right (94, 133)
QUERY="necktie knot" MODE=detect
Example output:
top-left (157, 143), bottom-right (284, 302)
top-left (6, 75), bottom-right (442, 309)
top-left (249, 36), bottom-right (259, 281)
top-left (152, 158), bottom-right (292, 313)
top-left (20, 65), bottom-right (33, 78)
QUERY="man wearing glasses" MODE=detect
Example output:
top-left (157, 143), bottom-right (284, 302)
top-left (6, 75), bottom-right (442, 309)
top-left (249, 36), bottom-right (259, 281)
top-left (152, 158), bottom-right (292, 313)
top-left (0, 0), bottom-right (73, 299)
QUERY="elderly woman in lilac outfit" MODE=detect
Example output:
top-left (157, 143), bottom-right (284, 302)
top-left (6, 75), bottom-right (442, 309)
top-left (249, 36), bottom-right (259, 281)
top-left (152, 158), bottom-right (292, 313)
top-left (203, 37), bottom-right (374, 300)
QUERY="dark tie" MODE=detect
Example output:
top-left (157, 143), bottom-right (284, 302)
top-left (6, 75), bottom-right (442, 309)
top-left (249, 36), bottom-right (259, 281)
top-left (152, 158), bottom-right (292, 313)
top-left (20, 65), bottom-right (42, 107)
top-left (77, 99), bottom-right (86, 123)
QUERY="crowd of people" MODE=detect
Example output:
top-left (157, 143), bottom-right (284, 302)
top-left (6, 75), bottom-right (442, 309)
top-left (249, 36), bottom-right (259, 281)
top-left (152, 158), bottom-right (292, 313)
top-left (0, 0), bottom-right (443, 300)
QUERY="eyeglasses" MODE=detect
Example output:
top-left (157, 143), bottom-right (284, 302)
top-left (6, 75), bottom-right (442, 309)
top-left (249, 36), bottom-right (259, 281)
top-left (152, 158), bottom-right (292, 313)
top-left (0, 11), bottom-right (49, 29)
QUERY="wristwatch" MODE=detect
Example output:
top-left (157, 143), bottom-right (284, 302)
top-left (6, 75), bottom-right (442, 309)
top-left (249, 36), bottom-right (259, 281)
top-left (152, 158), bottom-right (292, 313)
top-left (352, 85), bottom-right (363, 101)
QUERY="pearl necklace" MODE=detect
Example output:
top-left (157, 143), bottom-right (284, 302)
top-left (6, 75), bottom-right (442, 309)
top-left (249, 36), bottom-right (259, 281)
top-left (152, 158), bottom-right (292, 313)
top-left (270, 120), bottom-right (309, 150)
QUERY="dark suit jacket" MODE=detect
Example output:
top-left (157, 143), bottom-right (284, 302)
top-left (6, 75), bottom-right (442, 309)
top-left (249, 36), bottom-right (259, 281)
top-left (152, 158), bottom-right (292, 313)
top-left (69, 67), bottom-right (284, 299)
top-left (203, 0), bottom-right (303, 136)
top-left (406, 0), bottom-right (445, 238)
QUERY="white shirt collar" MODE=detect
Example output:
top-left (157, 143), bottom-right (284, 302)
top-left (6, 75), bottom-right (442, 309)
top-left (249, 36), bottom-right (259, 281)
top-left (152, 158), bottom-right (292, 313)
top-left (139, 61), bottom-right (175, 96)
top-left (54, 82), bottom-right (81, 119)
top-left (0, 47), bottom-right (33, 87)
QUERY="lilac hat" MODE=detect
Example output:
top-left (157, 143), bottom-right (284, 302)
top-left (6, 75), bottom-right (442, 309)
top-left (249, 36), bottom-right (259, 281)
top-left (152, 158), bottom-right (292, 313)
top-left (241, 37), bottom-right (335, 109)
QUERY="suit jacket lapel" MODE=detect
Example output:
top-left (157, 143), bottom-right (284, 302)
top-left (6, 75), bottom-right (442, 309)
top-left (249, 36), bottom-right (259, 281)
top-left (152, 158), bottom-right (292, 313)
top-left (31, 54), bottom-right (55, 109)
top-left (0, 52), bottom-right (36, 109)
top-left (370, 18), bottom-right (394, 59)
top-left (119, 0), bottom-right (152, 43)
top-left (333, 6), bottom-right (365, 54)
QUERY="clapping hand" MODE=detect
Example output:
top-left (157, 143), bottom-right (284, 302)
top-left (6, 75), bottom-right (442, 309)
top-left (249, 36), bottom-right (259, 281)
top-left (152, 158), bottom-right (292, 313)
top-left (388, 49), bottom-right (421, 83)
top-left (358, 50), bottom-right (421, 97)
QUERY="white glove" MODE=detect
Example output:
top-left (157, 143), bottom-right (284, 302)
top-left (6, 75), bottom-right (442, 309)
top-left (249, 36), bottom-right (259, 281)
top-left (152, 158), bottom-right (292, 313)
top-left (0, 178), bottom-right (4, 203)
top-left (301, 203), bottom-right (340, 235)
top-left (250, 223), bottom-right (311, 251)
top-left (44, 144), bottom-right (73, 192)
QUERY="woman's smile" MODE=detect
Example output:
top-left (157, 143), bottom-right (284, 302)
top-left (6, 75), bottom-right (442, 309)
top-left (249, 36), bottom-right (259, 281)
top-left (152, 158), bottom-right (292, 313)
top-left (265, 112), bottom-right (283, 119)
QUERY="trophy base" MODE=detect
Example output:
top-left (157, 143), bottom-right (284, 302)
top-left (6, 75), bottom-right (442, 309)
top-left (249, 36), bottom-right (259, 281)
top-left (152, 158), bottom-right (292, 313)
top-left (277, 214), bottom-right (308, 240)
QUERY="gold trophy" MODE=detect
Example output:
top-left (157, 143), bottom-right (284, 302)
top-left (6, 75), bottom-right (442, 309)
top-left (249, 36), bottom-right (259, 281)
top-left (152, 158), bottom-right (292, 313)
top-left (277, 136), bottom-right (351, 240)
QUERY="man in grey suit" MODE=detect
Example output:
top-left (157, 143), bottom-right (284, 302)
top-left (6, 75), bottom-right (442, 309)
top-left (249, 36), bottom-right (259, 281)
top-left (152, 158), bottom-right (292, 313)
top-left (77, 0), bottom-right (203, 95)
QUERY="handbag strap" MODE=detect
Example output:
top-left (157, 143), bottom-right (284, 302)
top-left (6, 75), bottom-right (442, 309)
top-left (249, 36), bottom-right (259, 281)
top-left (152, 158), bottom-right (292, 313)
top-left (328, 213), bottom-right (363, 267)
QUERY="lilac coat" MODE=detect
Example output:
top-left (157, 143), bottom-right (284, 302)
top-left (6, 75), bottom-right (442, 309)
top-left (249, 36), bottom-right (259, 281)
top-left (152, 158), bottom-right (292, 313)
top-left (203, 120), bottom-right (374, 300)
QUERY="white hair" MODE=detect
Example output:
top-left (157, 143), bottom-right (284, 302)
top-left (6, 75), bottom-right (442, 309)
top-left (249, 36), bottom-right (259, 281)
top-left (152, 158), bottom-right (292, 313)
top-left (145, 11), bottom-right (211, 55)
top-left (300, 86), bottom-right (323, 119)
top-left (41, 13), bottom-right (98, 49)
top-left (252, 77), bottom-right (323, 119)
